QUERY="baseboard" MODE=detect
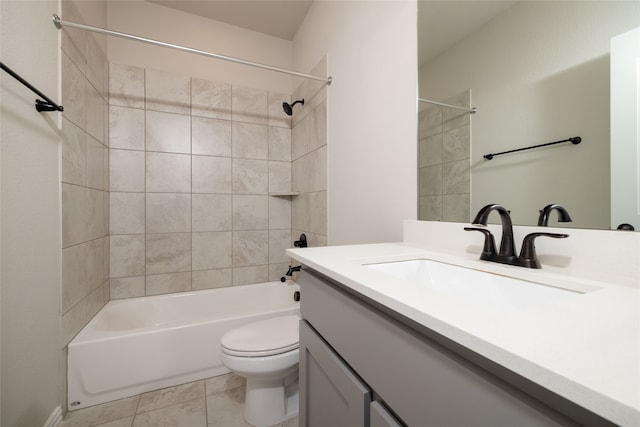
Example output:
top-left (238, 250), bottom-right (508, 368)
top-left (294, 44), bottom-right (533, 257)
top-left (43, 406), bottom-right (63, 427)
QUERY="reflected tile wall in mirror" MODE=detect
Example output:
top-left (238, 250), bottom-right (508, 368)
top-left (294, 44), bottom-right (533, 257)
top-left (418, 90), bottom-right (471, 223)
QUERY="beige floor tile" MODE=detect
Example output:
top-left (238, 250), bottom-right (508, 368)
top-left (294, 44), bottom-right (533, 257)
top-left (94, 417), bottom-right (134, 427)
top-left (206, 386), bottom-right (251, 427)
top-left (205, 373), bottom-right (245, 395)
top-left (62, 396), bottom-right (139, 427)
top-left (280, 416), bottom-right (299, 427)
top-left (133, 397), bottom-right (206, 427)
top-left (137, 380), bottom-right (205, 413)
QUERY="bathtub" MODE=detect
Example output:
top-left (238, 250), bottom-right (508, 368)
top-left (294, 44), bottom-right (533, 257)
top-left (67, 281), bottom-right (300, 410)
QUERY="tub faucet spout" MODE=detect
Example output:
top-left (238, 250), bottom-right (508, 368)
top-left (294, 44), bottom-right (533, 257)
top-left (280, 265), bottom-right (302, 282)
top-left (286, 265), bottom-right (301, 276)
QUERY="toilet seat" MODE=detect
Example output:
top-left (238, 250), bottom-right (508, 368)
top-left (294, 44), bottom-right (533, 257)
top-left (221, 315), bottom-right (300, 357)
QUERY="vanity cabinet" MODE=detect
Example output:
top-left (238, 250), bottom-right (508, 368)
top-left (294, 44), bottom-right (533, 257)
top-left (298, 268), bottom-right (612, 427)
top-left (299, 320), bottom-right (371, 426)
top-left (370, 401), bottom-right (403, 427)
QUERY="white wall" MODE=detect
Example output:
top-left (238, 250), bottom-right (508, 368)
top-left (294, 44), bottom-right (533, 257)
top-left (0, 0), bottom-right (62, 425)
top-left (107, 1), bottom-right (294, 93)
top-left (293, 0), bottom-right (418, 245)
top-left (419, 1), bottom-right (640, 229)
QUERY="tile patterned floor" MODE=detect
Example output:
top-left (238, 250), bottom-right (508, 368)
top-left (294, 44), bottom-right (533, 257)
top-left (62, 373), bottom-right (299, 427)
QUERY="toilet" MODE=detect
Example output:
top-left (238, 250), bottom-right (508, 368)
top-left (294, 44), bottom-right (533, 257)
top-left (220, 314), bottom-right (300, 427)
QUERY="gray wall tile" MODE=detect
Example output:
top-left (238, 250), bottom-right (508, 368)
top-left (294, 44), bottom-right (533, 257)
top-left (145, 69), bottom-right (190, 115)
top-left (146, 233), bottom-right (192, 275)
top-left (232, 122), bottom-right (268, 160)
top-left (110, 149), bottom-right (145, 192)
top-left (232, 231), bottom-right (268, 267)
top-left (146, 152), bottom-right (191, 193)
top-left (232, 159), bottom-right (268, 194)
top-left (109, 106), bottom-right (145, 150)
top-left (232, 195), bottom-right (268, 230)
top-left (192, 194), bottom-right (232, 232)
top-left (146, 272), bottom-right (192, 296)
top-left (192, 156), bottom-right (232, 194)
top-left (191, 78), bottom-right (231, 120)
top-left (110, 235), bottom-right (145, 278)
top-left (146, 110), bottom-right (191, 154)
top-left (61, 118), bottom-right (87, 186)
top-left (192, 117), bottom-right (231, 157)
top-left (110, 192), bottom-right (145, 235)
top-left (109, 63), bottom-right (144, 108)
top-left (232, 86), bottom-right (267, 125)
top-left (268, 126), bottom-right (291, 161)
top-left (146, 193), bottom-right (191, 233)
top-left (232, 266), bottom-right (269, 286)
top-left (192, 232), bottom-right (232, 270)
top-left (110, 276), bottom-right (145, 300)
top-left (192, 269), bottom-right (232, 290)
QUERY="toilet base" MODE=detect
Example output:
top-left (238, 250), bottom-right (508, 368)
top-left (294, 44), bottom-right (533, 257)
top-left (244, 370), bottom-right (299, 427)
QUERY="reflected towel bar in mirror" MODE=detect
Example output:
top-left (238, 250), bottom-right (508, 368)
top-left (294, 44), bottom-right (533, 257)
top-left (483, 136), bottom-right (581, 160)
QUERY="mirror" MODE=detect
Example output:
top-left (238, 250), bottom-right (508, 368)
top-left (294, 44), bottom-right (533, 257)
top-left (417, 1), bottom-right (640, 230)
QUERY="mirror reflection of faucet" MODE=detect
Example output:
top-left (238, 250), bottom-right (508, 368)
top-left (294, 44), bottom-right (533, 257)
top-left (465, 204), bottom-right (569, 269)
top-left (537, 204), bottom-right (572, 226)
top-left (616, 223), bottom-right (635, 231)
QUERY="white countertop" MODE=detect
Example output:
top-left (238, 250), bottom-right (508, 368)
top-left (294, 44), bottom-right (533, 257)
top-left (287, 242), bottom-right (640, 426)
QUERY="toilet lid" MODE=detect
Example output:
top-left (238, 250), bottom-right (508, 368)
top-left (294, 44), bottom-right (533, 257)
top-left (221, 315), bottom-right (300, 357)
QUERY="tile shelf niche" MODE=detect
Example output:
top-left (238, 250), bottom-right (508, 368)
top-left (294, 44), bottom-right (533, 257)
top-left (269, 192), bottom-right (300, 197)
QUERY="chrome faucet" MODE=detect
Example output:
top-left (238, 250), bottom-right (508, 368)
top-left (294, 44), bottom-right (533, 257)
top-left (537, 204), bottom-right (572, 226)
top-left (465, 204), bottom-right (569, 268)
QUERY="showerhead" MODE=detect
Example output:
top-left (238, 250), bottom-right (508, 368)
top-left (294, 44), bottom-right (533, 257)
top-left (282, 99), bottom-right (304, 116)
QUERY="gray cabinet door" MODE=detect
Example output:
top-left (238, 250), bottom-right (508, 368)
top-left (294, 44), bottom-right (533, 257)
top-left (371, 401), bottom-right (403, 427)
top-left (299, 320), bottom-right (371, 427)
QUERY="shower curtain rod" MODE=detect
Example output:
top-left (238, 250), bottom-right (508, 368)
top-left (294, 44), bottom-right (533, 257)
top-left (418, 98), bottom-right (476, 114)
top-left (52, 14), bottom-right (332, 86)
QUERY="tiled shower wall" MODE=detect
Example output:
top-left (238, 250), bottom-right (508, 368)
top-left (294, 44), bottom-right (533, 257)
top-left (108, 64), bottom-right (296, 297)
top-left (60, 0), bottom-right (110, 351)
top-left (418, 90), bottom-right (471, 222)
top-left (292, 58), bottom-right (328, 247)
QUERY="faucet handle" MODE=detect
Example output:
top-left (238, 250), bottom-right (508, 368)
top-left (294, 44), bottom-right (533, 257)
top-left (518, 232), bottom-right (569, 268)
top-left (464, 227), bottom-right (497, 258)
top-left (294, 233), bottom-right (307, 248)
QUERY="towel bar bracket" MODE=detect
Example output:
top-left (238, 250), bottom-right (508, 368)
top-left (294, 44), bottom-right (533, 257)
top-left (1, 61), bottom-right (64, 113)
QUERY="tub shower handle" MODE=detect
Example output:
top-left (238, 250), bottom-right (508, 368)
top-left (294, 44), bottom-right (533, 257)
top-left (293, 233), bottom-right (307, 248)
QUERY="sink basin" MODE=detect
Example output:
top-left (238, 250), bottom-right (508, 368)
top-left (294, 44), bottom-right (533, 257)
top-left (364, 259), bottom-right (580, 311)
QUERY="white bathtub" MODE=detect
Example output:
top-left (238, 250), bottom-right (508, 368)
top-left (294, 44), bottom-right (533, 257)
top-left (68, 281), bottom-right (300, 410)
